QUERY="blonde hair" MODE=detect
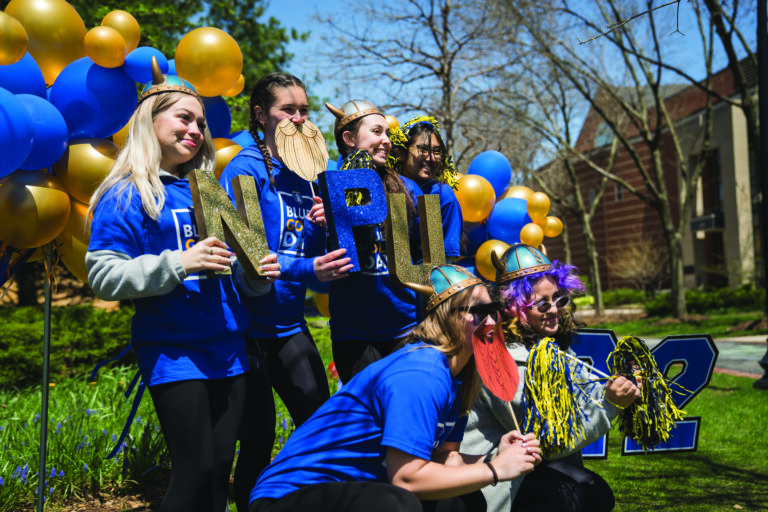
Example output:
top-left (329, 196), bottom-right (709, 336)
top-left (404, 285), bottom-right (486, 415)
top-left (89, 92), bottom-right (215, 221)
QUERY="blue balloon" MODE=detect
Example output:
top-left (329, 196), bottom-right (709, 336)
top-left (0, 87), bottom-right (34, 178)
top-left (486, 198), bottom-right (532, 244)
top-left (229, 129), bottom-right (255, 148)
top-left (50, 57), bottom-right (138, 139)
top-left (15, 94), bottom-right (69, 170)
top-left (462, 221), bottom-right (488, 256)
top-left (0, 53), bottom-right (47, 98)
top-left (167, 59), bottom-right (177, 75)
top-left (124, 47), bottom-right (168, 84)
top-left (202, 96), bottom-right (232, 139)
top-left (468, 150), bottom-right (512, 198)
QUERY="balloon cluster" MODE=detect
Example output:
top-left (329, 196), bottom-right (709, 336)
top-left (0, 0), bottom-right (248, 283)
top-left (454, 151), bottom-right (564, 281)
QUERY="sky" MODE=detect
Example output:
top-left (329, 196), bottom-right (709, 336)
top-left (261, 0), bottom-right (351, 128)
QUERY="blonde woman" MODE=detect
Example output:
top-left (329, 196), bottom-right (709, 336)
top-left (87, 61), bottom-right (279, 512)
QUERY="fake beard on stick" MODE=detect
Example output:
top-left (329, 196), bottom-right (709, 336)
top-left (608, 336), bottom-right (687, 451)
top-left (471, 316), bottom-right (521, 431)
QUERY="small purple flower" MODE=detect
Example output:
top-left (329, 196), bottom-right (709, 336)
top-left (59, 470), bottom-right (64, 478)
top-left (83, 463), bottom-right (88, 472)
top-left (50, 468), bottom-right (56, 478)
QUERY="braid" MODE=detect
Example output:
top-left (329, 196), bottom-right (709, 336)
top-left (248, 72), bottom-right (307, 190)
top-left (255, 137), bottom-right (275, 188)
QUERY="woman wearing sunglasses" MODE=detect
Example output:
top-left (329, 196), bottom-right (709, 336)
top-left (461, 244), bottom-right (641, 512)
top-left (247, 265), bottom-right (541, 512)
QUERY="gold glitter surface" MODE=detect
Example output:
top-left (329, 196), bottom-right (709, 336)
top-left (188, 170), bottom-right (271, 279)
top-left (385, 193), bottom-right (446, 286)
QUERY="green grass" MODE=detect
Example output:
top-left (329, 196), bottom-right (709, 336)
top-left (2, 313), bottom-right (766, 511)
top-left (586, 311), bottom-right (768, 339)
top-left (587, 373), bottom-right (768, 511)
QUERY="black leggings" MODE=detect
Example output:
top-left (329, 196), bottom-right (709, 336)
top-left (234, 330), bottom-right (331, 512)
top-left (249, 482), bottom-right (486, 512)
top-left (331, 337), bottom-right (407, 384)
top-left (511, 453), bottom-right (615, 512)
top-left (148, 375), bottom-right (246, 512)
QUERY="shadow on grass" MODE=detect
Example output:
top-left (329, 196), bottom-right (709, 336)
top-left (609, 452), bottom-right (768, 511)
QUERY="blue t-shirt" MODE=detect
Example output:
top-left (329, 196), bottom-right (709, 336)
top-left (328, 175), bottom-right (423, 342)
top-left (419, 180), bottom-right (462, 259)
top-left (251, 341), bottom-right (466, 502)
top-left (88, 175), bottom-right (250, 386)
top-left (220, 146), bottom-right (324, 338)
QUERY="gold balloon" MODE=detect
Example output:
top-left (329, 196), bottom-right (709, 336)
top-left (455, 174), bottom-right (496, 223)
top-left (385, 115), bottom-right (400, 133)
top-left (101, 10), bottom-right (140, 53)
top-left (499, 185), bottom-right (534, 202)
top-left (526, 191), bottom-right (550, 222)
top-left (112, 114), bottom-right (133, 148)
top-left (55, 197), bottom-right (90, 282)
top-left (222, 74), bottom-right (245, 97)
top-left (213, 139), bottom-right (242, 179)
top-left (0, 170), bottom-right (71, 248)
top-left (5, 0), bottom-right (86, 86)
top-left (54, 139), bottom-right (119, 204)
top-left (84, 26), bottom-right (126, 68)
top-left (314, 292), bottom-right (330, 318)
top-left (520, 222), bottom-right (544, 248)
top-left (475, 239), bottom-right (510, 281)
top-left (0, 11), bottom-right (28, 65)
top-left (175, 27), bottom-right (243, 97)
top-left (541, 216), bottom-right (563, 238)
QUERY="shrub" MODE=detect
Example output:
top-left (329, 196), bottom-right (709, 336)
top-left (602, 288), bottom-right (647, 307)
top-left (0, 306), bottom-right (135, 389)
top-left (643, 285), bottom-right (765, 316)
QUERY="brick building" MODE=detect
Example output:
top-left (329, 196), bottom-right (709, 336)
top-left (544, 59), bottom-right (757, 291)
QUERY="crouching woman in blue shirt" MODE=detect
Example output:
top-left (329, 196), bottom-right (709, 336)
top-left (249, 265), bottom-right (541, 512)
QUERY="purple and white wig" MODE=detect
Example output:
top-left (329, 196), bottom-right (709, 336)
top-left (499, 261), bottom-right (585, 349)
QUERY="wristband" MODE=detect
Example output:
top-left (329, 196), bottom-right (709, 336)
top-left (485, 460), bottom-right (498, 486)
top-left (605, 395), bottom-right (627, 410)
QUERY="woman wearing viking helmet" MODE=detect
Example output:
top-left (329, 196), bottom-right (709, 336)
top-left (87, 58), bottom-right (280, 511)
top-left (248, 264), bottom-right (541, 512)
top-left (390, 116), bottom-right (463, 262)
top-left (219, 74), bottom-right (352, 512)
top-left (460, 243), bottom-right (641, 512)
top-left (323, 99), bottom-right (425, 384)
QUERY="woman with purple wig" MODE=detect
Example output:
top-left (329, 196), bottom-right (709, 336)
top-left (460, 244), bottom-right (641, 512)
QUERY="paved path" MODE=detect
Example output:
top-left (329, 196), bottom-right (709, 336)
top-left (643, 336), bottom-right (767, 378)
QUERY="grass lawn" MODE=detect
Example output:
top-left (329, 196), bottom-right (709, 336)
top-left (584, 310), bottom-right (768, 339)
top-left (2, 314), bottom-right (767, 511)
top-left (587, 372), bottom-right (768, 511)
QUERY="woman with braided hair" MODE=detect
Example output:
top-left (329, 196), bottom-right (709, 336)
top-left (323, 99), bottom-right (424, 384)
top-left (461, 244), bottom-right (641, 512)
top-left (220, 74), bottom-right (351, 512)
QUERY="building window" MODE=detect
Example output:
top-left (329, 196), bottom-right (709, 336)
top-left (588, 189), bottom-right (596, 205)
top-left (615, 182), bottom-right (623, 202)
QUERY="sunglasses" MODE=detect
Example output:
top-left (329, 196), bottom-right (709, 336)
top-left (528, 295), bottom-right (570, 313)
top-left (454, 302), bottom-right (502, 325)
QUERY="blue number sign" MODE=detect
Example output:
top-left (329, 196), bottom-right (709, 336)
top-left (571, 329), bottom-right (718, 457)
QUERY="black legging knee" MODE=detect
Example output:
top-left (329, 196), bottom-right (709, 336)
top-left (234, 331), bottom-right (331, 512)
top-left (511, 454), bottom-right (615, 512)
top-left (149, 375), bottom-right (245, 512)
